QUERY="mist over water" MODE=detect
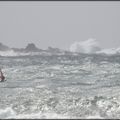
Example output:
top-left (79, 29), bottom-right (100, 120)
top-left (0, 53), bottom-right (120, 119)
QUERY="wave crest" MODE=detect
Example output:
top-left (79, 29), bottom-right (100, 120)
top-left (70, 38), bottom-right (101, 53)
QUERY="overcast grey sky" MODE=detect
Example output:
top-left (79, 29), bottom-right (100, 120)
top-left (0, 1), bottom-right (120, 50)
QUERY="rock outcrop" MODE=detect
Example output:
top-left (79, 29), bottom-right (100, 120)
top-left (0, 43), bottom-right (11, 51)
top-left (24, 43), bottom-right (40, 52)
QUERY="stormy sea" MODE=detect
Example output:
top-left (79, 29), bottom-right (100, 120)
top-left (1, 53), bottom-right (120, 119)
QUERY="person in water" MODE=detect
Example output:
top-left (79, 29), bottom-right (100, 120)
top-left (0, 69), bottom-right (5, 82)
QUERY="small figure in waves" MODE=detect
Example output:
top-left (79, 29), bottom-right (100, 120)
top-left (0, 68), bottom-right (5, 82)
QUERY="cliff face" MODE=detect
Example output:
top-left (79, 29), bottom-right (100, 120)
top-left (0, 43), bottom-right (11, 51)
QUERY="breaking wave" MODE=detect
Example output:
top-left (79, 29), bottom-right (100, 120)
top-left (0, 50), bottom-right (29, 56)
top-left (0, 50), bottom-right (51, 57)
top-left (0, 50), bottom-right (18, 56)
top-left (69, 38), bottom-right (120, 55)
top-left (96, 47), bottom-right (120, 55)
top-left (0, 107), bottom-right (69, 119)
top-left (69, 38), bottom-right (101, 53)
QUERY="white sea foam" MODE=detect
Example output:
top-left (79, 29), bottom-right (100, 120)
top-left (0, 50), bottom-right (18, 56)
top-left (0, 107), bottom-right (16, 119)
top-left (70, 38), bottom-right (101, 53)
top-left (0, 50), bottom-right (53, 57)
top-left (0, 50), bottom-right (30, 56)
top-left (86, 115), bottom-right (103, 119)
top-left (0, 107), bottom-right (103, 119)
top-left (0, 107), bottom-right (69, 119)
top-left (69, 38), bottom-right (120, 55)
top-left (96, 47), bottom-right (120, 55)
top-left (15, 112), bottom-right (69, 119)
top-left (1, 54), bottom-right (120, 119)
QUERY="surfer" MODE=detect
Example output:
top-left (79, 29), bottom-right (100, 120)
top-left (0, 69), bottom-right (5, 82)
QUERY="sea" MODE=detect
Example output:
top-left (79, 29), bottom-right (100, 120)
top-left (0, 53), bottom-right (120, 119)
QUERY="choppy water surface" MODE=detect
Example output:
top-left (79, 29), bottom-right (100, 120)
top-left (1, 54), bottom-right (120, 119)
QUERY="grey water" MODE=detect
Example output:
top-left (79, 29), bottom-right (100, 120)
top-left (1, 54), bottom-right (120, 119)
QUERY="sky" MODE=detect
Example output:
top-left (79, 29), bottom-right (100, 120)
top-left (0, 1), bottom-right (120, 50)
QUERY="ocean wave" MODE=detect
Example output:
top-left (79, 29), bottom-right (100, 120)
top-left (0, 50), bottom-right (29, 56)
top-left (69, 38), bottom-right (120, 55)
top-left (0, 50), bottom-right (52, 57)
top-left (96, 48), bottom-right (120, 55)
top-left (70, 38), bottom-right (101, 53)
top-left (1, 95), bottom-right (120, 119)
top-left (0, 107), bottom-right (69, 119)
top-left (0, 53), bottom-right (120, 118)
top-left (0, 107), bottom-right (16, 119)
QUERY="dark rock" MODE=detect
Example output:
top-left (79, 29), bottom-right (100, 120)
top-left (0, 43), bottom-right (11, 51)
top-left (47, 46), bottom-right (61, 53)
top-left (12, 48), bottom-right (25, 52)
top-left (25, 43), bottom-right (40, 52)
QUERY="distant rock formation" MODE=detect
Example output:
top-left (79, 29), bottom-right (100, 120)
top-left (0, 42), bottom-right (70, 56)
top-left (47, 46), bottom-right (61, 53)
top-left (64, 50), bottom-right (74, 55)
top-left (24, 43), bottom-right (40, 52)
top-left (0, 43), bottom-right (11, 51)
top-left (12, 48), bottom-right (25, 52)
